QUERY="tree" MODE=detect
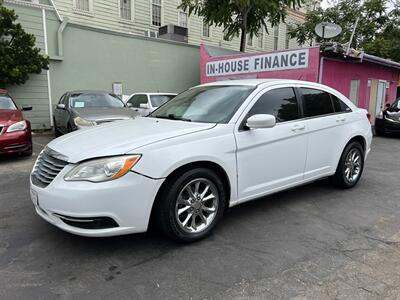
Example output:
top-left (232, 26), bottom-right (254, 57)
top-left (288, 0), bottom-right (400, 62)
top-left (0, 2), bottom-right (49, 88)
top-left (179, 0), bottom-right (303, 52)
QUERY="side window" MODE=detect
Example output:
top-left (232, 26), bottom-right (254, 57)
top-left (128, 94), bottom-right (148, 108)
top-left (331, 95), bottom-right (352, 113)
top-left (301, 88), bottom-right (334, 118)
top-left (247, 87), bottom-right (299, 123)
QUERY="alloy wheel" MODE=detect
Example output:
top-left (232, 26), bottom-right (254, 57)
top-left (175, 178), bottom-right (219, 233)
top-left (344, 148), bottom-right (362, 183)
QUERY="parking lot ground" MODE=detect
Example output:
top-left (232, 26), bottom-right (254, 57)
top-left (1, 134), bottom-right (400, 299)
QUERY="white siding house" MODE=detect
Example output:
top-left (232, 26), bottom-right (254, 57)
top-left (50, 0), bottom-right (307, 52)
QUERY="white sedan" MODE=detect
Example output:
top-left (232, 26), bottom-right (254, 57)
top-left (125, 93), bottom-right (177, 116)
top-left (30, 79), bottom-right (372, 242)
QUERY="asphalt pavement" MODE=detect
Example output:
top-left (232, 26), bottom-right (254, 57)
top-left (1, 133), bottom-right (400, 299)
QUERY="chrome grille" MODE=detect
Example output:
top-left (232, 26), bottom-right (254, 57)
top-left (31, 151), bottom-right (68, 188)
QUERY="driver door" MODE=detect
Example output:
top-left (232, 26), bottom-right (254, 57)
top-left (235, 86), bottom-right (308, 201)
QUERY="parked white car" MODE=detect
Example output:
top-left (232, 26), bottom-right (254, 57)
top-left (125, 93), bottom-right (177, 116)
top-left (30, 79), bottom-right (372, 242)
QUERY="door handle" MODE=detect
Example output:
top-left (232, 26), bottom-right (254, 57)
top-left (336, 116), bottom-right (346, 123)
top-left (291, 124), bottom-right (305, 132)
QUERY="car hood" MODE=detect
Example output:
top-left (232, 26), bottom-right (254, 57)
top-left (47, 117), bottom-right (216, 163)
top-left (0, 109), bottom-right (23, 125)
top-left (73, 107), bottom-right (138, 122)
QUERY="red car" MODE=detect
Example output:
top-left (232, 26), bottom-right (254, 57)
top-left (0, 89), bottom-right (33, 156)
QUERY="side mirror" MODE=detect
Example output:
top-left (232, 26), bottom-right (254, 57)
top-left (126, 102), bottom-right (133, 108)
top-left (246, 114), bottom-right (276, 129)
top-left (140, 103), bottom-right (150, 109)
top-left (56, 103), bottom-right (66, 110)
top-left (21, 105), bottom-right (32, 111)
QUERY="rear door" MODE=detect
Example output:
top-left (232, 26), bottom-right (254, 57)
top-left (299, 87), bottom-right (351, 180)
top-left (235, 86), bottom-right (308, 201)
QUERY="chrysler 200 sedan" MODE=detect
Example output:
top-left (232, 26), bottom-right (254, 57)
top-left (30, 80), bottom-right (372, 242)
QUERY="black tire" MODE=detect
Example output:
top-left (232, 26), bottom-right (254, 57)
top-left (54, 119), bottom-right (62, 137)
top-left (375, 126), bottom-right (386, 136)
top-left (21, 145), bottom-right (33, 157)
top-left (154, 168), bottom-right (227, 243)
top-left (331, 141), bottom-right (364, 188)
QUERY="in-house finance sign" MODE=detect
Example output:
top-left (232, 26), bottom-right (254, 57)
top-left (206, 49), bottom-right (309, 77)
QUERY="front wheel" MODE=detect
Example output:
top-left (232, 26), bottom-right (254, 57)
top-left (331, 142), bottom-right (364, 188)
top-left (155, 168), bottom-right (227, 242)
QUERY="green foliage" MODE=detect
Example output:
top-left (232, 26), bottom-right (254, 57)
top-left (180, 0), bottom-right (303, 52)
top-left (288, 0), bottom-right (400, 62)
top-left (0, 3), bottom-right (49, 88)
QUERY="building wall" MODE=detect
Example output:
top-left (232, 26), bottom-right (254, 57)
top-left (47, 23), bottom-right (200, 105)
top-left (321, 58), bottom-right (399, 109)
top-left (4, 2), bottom-right (52, 130)
top-left (51, 0), bottom-right (306, 53)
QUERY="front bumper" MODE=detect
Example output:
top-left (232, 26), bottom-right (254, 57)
top-left (30, 165), bottom-right (164, 237)
top-left (0, 129), bottom-right (32, 154)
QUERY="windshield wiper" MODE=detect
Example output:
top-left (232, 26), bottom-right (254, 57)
top-left (155, 114), bottom-right (192, 122)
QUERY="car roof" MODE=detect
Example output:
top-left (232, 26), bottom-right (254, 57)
top-left (199, 79), bottom-right (329, 88)
top-left (68, 90), bottom-right (114, 94)
top-left (130, 93), bottom-right (177, 95)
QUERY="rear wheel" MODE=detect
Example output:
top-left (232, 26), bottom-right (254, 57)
top-left (375, 126), bottom-right (386, 136)
top-left (155, 168), bottom-right (226, 242)
top-left (21, 145), bottom-right (32, 157)
top-left (331, 141), bottom-right (364, 188)
top-left (54, 119), bottom-right (62, 137)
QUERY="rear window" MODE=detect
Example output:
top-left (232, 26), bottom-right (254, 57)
top-left (332, 95), bottom-right (352, 113)
top-left (150, 95), bottom-right (175, 107)
top-left (0, 94), bottom-right (17, 110)
top-left (301, 88), bottom-right (334, 118)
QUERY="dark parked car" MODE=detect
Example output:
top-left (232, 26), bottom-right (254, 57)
top-left (53, 90), bottom-right (139, 136)
top-left (0, 89), bottom-right (33, 156)
top-left (375, 98), bottom-right (400, 136)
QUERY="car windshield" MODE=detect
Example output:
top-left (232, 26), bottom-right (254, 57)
top-left (0, 94), bottom-right (17, 110)
top-left (70, 93), bottom-right (124, 108)
top-left (150, 95), bottom-right (176, 107)
top-left (150, 85), bottom-right (254, 123)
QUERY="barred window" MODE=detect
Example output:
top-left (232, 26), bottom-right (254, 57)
top-left (223, 32), bottom-right (229, 41)
top-left (258, 30), bottom-right (263, 48)
top-left (285, 25), bottom-right (290, 49)
top-left (202, 21), bottom-right (210, 37)
top-left (75, 0), bottom-right (90, 11)
top-left (273, 25), bottom-right (279, 50)
top-left (179, 11), bottom-right (188, 28)
top-left (152, 0), bottom-right (162, 26)
top-left (247, 33), bottom-right (253, 47)
top-left (120, 0), bottom-right (132, 20)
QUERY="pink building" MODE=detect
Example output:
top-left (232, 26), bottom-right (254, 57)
top-left (200, 45), bottom-right (400, 123)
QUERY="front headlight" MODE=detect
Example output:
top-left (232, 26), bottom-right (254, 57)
top-left (74, 117), bottom-right (96, 127)
top-left (6, 120), bottom-right (27, 133)
top-left (64, 155), bottom-right (141, 182)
